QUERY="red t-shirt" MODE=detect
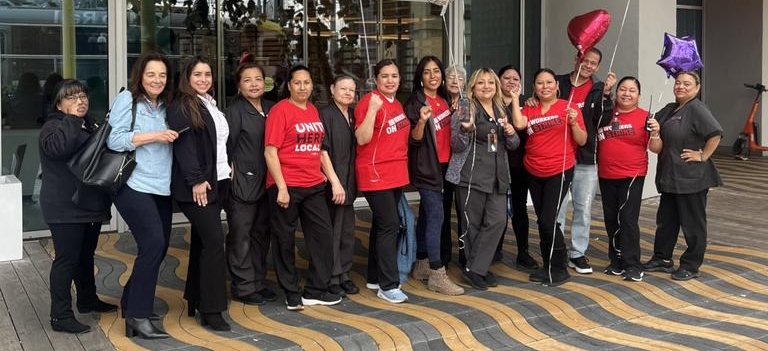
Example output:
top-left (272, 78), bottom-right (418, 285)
top-left (426, 94), bottom-right (452, 163)
top-left (354, 91), bottom-right (410, 191)
top-left (569, 78), bottom-right (593, 110)
top-left (597, 107), bottom-right (650, 179)
top-left (264, 99), bottom-right (326, 188)
top-left (521, 99), bottom-right (585, 177)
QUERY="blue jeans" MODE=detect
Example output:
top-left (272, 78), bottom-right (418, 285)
top-left (557, 164), bottom-right (598, 259)
top-left (416, 188), bottom-right (444, 266)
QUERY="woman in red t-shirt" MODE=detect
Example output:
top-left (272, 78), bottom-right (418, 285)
top-left (596, 76), bottom-right (655, 282)
top-left (354, 59), bottom-right (410, 304)
top-left (264, 65), bottom-right (341, 310)
top-left (509, 68), bottom-right (586, 287)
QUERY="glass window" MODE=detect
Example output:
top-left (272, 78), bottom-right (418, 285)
top-left (219, 0), bottom-right (446, 106)
top-left (0, 2), bottom-right (110, 232)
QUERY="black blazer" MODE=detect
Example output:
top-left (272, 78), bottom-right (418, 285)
top-left (38, 111), bottom-right (112, 223)
top-left (404, 90), bottom-right (444, 191)
top-left (167, 99), bottom-right (222, 204)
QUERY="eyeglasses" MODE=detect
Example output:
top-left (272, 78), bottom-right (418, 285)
top-left (64, 94), bottom-right (89, 102)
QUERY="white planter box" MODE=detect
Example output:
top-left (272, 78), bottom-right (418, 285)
top-left (0, 175), bottom-right (23, 261)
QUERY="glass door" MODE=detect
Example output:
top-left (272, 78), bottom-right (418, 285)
top-left (0, 0), bottom-right (116, 238)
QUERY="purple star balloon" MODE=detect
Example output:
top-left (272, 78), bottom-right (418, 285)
top-left (656, 32), bottom-right (703, 78)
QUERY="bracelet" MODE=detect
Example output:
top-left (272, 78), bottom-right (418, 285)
top-left (699, 149), bottom-right (706, 162)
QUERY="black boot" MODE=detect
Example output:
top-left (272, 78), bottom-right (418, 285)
top-left (125, 317), bottom-right (169, 339)
top-left (77, 300), bottom-right (118, 313)
top-left (542, 248), bottom-right (571, 287)
top-left (51, 318), bottom-right (90, 334)
top-left (200, 312), bottom-right (231, 331)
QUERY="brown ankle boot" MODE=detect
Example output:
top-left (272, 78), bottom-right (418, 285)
top-left (411, 259), bottom-right (430, 281)
top-left (428, 267), bottom-right (465, 295)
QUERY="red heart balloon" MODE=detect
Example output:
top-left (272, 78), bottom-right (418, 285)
top-left (568, 9), bottom-right (612, 57)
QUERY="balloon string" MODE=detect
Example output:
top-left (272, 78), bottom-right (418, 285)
top-left (359, 0), bottom-right (373, 86)
top-left (654, 77), bottom-right (671, 112)
top-left (442, 10), bottom-right (465, 99)
top-left (566, 65), bottom-right (582, 110)
top-left (608, 0), bottom-right (631, 73)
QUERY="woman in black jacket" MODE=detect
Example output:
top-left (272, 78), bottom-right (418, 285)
top-left (39, 79), bottom-right (115, 334)
top-left (167, 56), bottom-right (231, 331)
top-left (224, 61), bottom-right (276, 305)
top-left (404, 56), bottom-right (463, 295)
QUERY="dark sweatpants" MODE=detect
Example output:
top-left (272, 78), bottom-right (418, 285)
top-left (528, 168), bottom-right (573, 270)
top-left (268, 184), bottom-right (334, 296)
top-left (651, 190), bottom-right (709, 272)
top-left (225, 195), bottom-right (271, 297)
top-left (363, 187), bottom-right (403, 291)
top-left (49, 222), bottom-right (101, 320)
top-left (599, 176), bottom-right (644, 273)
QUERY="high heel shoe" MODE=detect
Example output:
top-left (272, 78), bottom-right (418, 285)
top-left (125, 317), bottom-right (169, 339)
top-left (200, 312), bottom-right (231, 331)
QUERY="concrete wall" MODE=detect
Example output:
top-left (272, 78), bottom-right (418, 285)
top-left (543, 0), bottom-right (675, 198)
top-left (704, 0), bottom-right (763, 149)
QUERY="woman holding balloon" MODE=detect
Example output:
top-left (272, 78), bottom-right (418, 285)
top-left (509, 68), bottom-right (586, 287)
top-left (643, 71), bottom-right (722, 281)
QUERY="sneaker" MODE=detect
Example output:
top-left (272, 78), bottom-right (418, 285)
top-left (365, 282), bottom-right (380, 290)
top-left (484, 271), bottom-right (498, 287)
top-left (516, 251), bottom-right (540, 271)
top-left (643, 258), bottom-right (675, 273)
top-left (671, 268), bottom-right (700, 281)
top-left (568, 256), bottom-right (593, 274)
top-left (541, 270), bottom-right (571, 287)
top-left (411, 259), bottom-right (430, 281)
top-left (623, 270), bottom-right (643, 282)
top-left (603, 265), bottom-right (625, 276)
top-left (257, 288), bottom-right (278, 301)
top-left (461, 269), bottom-right (488, 290)
top-left (285, 292), bottom-right (304, 311)
top-left (302, 292), bottom-right (342, 306)
top-left (528, 269), bottom-right (547, 283)
top-left (377, 288), bottom-right (408, 303)
top-left (427, 267), bottom-right (464, 295)
top-left (233, 292), bottom-right (266, 305)
top-left (341, 280), bottom-right (360, 295)
top-left (328, 284), bottom-right (346, 297)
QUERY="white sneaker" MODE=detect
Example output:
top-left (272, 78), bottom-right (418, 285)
top-left (377, 288), bottom-right (408, 303)
top-left (365, 283), bottom-right (380, 290)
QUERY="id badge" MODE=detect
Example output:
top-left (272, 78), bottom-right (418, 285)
top-left (488, 130), bottom-right (498, 153)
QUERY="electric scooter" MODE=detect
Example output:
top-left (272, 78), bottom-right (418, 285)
top-left (733, 83), bottom-right (768, 160)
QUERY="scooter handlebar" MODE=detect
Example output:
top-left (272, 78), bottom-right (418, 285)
top-left (744, 83), bottom-right (768, 92)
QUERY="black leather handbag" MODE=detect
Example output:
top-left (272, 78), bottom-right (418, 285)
top-left (68, 101), bottom-right (137, 194)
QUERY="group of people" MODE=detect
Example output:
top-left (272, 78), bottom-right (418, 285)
top-left (37, 48), bottom-right (722, 338)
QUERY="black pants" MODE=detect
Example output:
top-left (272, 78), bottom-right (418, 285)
top-left (268, 184), bottom-right (334, 296)
top-left (528, 168), bottom-right (573, 270)
top-left (363, 187), bottom-right (403, 290)
top-left (329, 203), bottom-right (356, 284)
top-left (225, 195), bottom-right (271, 297)
top-left (113, 186), bottom-right (172, 318)
top-left (496, 167), bottom-right (532, 257)
top-left (178, 180), bottom-right (229, 313)
top-left (652, 190), bottom-right (709, 272)
top-left (49, 222), bottom-right (101, 320)
top-left (599, 177), bottom-right (644, 272)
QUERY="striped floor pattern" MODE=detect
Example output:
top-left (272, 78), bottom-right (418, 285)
top-left (44, 154), bottom-right (768, 350)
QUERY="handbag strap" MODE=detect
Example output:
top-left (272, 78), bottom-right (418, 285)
top-left (130, 100), bottom-right (137, 132)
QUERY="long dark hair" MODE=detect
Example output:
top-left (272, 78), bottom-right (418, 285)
top-left (129, 52), bottom-right (172, 106)
top-left (50, 79), bottom-right (88, 113)
top-left (176, 56), bottom-right (212, 130)
top-left (412, 56), bottom-right (450, 104)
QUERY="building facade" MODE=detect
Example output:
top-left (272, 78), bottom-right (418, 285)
top-left (0, 0), bottom-right (763, 237)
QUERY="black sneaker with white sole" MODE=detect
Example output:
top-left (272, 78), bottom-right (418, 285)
top-left (603, 265), bottom-right (625, 276)
top-left (568, 256), bottom-right (593, 274)
top-left (623, 270), bottom-right (644, 282)
top-left (285, 292), bottom-right (304, 311)
top-left (642, 258), bottom-right (675, 273)
top-left (301, 292), bottom-right (342, 306)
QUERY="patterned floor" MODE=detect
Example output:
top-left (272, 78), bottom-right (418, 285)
top-left (43, 154), bottom-right (768, 351)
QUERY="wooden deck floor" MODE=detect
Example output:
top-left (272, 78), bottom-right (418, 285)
top-left (1, 153), bottom-right (767, 351)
